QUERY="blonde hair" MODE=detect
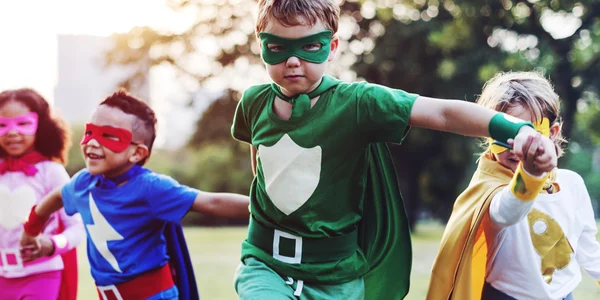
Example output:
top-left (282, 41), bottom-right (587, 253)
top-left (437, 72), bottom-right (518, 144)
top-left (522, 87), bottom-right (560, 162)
top-left (255, 0), bottom-right (340, 35)
top-left (477, 71), bottom-right (566, 157)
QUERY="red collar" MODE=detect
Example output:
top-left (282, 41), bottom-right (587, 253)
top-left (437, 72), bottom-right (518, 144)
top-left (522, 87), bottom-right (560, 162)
top-left (0, 152), bottom-right (49, 176)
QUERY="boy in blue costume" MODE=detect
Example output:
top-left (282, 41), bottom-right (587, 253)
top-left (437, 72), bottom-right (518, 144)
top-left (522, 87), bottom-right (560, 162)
top-left (22, 90), bottom-right (250, 299)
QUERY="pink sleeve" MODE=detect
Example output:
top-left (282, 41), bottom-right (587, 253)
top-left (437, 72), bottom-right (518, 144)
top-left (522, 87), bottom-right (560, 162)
top-left (40, 162), bottom-right (85, 255)
top-left (42, 161), bottom-right (71, 195)
top-left (51, 209), bottom-right (85, 256)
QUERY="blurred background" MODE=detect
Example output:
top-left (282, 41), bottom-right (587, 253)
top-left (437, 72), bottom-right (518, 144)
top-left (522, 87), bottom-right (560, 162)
top-left (1, 0), bottom-right (600, 299)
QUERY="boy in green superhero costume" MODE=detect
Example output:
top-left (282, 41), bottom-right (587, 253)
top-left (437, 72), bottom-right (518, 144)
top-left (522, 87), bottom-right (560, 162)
top-left (231, 1), bottom-right (558, 299)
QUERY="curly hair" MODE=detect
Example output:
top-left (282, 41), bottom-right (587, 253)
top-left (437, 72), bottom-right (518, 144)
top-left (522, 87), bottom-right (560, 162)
top-left (0, 88), bottom-right (71, 164)
top-left (99, 89), bottom-right (157, 165)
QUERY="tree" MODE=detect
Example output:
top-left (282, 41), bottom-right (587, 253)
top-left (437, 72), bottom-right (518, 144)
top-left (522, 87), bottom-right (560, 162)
top-left (66, 124), bottom-right (86, 176)
top-left (338, 0), bottom-right (600, 225)
top-left (105, 0), bottom-right (600, 228)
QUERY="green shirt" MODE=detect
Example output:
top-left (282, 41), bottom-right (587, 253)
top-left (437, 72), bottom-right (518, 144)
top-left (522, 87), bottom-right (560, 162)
top-left (232, 78), bottom-right (418, 283)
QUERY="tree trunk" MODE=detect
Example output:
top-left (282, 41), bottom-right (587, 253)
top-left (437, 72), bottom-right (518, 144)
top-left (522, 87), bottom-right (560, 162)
top-left (552, 55), bottom-right (580, 142)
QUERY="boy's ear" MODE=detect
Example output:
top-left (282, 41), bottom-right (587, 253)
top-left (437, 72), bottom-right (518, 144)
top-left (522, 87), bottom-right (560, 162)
top-left (550, 122), bottom-right (561, 138)
top-left (328, 35), bottom-right (339, 62)
top-left (129, 144), bottom-right (149, 164)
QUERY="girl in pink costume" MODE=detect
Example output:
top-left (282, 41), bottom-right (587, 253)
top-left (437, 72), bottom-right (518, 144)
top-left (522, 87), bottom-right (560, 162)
top-left (0, 88), bottom-right (84, 300)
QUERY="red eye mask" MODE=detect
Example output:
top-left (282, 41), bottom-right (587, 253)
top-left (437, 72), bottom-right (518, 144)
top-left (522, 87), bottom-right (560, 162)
top-left (80, 123), bottom-right (135, 153)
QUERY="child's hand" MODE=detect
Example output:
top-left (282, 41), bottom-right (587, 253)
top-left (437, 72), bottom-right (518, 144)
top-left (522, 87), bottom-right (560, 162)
top-left (20, 231), bottom-right (40, 262)
top-left (512, 128), bottom-right (557, 173)
top-left (532, 135), bottom-right (557, 173)
top-left (510, 132), bottom-right (556, 176)
top-left (20, 232), bottom-right (55, 262)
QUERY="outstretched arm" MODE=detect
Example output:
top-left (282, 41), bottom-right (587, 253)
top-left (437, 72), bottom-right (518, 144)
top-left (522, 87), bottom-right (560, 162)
top-left (409, 96), bottom-right (501, 137)
top-left (409, 96), bottom-right (557, 170)
top-left (189, 191), bottom-right (250, 219)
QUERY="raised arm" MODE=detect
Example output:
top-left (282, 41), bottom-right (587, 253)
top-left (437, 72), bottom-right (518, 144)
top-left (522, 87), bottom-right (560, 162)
top-left (189, 191), bottom-right (250, 219)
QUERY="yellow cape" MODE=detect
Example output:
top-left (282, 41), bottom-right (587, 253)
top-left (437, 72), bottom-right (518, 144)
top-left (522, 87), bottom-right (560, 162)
top-left (427, 154), bottom-right (513, 300)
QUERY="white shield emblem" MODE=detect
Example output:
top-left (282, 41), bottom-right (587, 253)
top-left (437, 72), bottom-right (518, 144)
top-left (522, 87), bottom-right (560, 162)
top-left (0, 185), bottom-right (37, 230)
top-left (258, 134), bottom-right (322, 215)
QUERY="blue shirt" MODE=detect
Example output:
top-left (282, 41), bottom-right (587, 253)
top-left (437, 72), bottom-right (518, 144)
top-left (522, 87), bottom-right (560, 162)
top-left (62, 167), bottom-right (198, 285)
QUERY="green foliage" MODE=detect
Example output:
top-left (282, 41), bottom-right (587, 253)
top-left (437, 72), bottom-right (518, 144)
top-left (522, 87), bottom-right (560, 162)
top-left (343, 0), bottom-right (600, 223)
top-left (103, 0), bottom-right (600, 226)
top-left (563, 98), bottom-right (600, 205)
top-left (66, 124), bottom-right (86, 176)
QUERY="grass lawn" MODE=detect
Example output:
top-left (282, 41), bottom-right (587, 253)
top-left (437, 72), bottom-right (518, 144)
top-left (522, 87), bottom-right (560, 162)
top-left (76, 222), bottom-right (600, 299)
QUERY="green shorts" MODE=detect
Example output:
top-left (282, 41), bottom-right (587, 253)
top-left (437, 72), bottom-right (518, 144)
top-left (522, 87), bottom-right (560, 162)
top-left (234, 257), bottom-right (365, 300)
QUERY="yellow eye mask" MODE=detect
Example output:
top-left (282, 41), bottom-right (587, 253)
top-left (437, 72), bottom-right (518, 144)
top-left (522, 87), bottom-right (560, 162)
top-left (489, 117), bottom-right (550, 154)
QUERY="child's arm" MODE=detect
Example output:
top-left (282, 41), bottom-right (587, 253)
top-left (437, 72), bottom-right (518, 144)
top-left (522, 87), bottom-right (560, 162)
top-left (409, 96), bottom-right (557, 170)
top-left (489, 134), bottom-right (551, 227)
top-left (410, 96), bottom-right (501, 137)
top-left (20, 186), bottom-right (65, 260)
top-left (33, 186), bottom-right (65, 219)
top-left (147, 175), bottom-right (250, 223)
top-left (574, 179), bottom-right (600, 281)
top-left (49, 209), bottom-right (85, 256)
top-left (189, 191), bottom-right (250, 219)
top-left (22, 186), bottom-right (65, 237)
top-left (23, 209), bottom-right (84, 262)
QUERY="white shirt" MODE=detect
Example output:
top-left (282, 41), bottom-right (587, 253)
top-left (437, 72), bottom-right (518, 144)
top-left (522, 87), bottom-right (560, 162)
top-left (486, 169), bottom-right (600, 300)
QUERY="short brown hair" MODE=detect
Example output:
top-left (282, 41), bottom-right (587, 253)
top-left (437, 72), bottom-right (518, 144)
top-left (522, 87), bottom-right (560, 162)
top-left (255, 0), bottom-right (340, 34)
top-left (100, 90), bottom-right (156, 165)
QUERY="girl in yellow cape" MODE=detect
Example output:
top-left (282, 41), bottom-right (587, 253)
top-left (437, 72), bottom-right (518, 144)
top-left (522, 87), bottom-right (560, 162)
top-left (427, 71), bottom-right (600, 300)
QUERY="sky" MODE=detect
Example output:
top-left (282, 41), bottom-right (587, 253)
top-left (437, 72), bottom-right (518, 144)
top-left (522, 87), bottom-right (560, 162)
top-left (0, 0), bottom-right (194, 103)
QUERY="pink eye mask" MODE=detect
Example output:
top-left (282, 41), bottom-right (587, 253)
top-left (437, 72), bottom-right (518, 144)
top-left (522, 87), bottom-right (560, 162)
top-left (0, 112), bottom-right (39, 136)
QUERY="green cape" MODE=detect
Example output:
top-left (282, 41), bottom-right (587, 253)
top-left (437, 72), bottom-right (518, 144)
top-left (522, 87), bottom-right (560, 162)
top-left (360, 143), bottom-right (412, 299)
top-left (272, 77), bottom-right (413, 299)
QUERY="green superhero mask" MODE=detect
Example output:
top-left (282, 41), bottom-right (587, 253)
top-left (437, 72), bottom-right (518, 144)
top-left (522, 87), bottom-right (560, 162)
top-left (259, 30), bottom-right (332, 65)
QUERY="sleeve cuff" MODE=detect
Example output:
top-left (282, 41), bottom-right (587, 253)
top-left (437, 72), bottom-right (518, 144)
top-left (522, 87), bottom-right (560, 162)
top-left (509, 162), bottom-right (549, 201)
top-left (51, 234), bottom-right (71, 256)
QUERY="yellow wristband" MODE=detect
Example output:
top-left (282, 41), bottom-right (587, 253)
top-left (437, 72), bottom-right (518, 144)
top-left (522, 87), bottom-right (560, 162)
top-left (509, 162), bottom-right (549, 201)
